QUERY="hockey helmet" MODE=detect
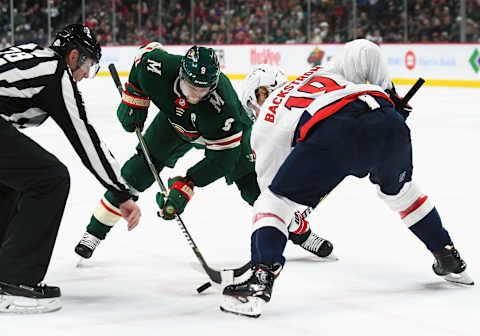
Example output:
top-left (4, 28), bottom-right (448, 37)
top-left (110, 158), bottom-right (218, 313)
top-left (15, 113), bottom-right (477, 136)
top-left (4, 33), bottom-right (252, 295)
top-left (50, 24), bottom-right (101, 77)
top-left (180, 46), bottom-right (220, 90)
top-left (241, 64), bottom-right (288, 121)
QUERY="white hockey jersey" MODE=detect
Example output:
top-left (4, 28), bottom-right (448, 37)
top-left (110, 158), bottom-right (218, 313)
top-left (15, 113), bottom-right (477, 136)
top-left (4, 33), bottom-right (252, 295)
top-left (252, 39), bottom-right (393, 192)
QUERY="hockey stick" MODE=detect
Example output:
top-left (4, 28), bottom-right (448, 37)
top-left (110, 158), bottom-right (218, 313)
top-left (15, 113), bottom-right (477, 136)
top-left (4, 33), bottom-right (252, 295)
top-left (108, 64), bottom-right (250, 285)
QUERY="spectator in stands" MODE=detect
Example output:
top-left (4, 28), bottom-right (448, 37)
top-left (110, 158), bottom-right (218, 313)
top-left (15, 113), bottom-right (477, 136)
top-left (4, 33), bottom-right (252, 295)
top-left (2, 0), bottom-right (475, 46)
top-left (0, 37), bottom-right (11, 49)
top-left (85, 15), bottom-right (98, 30)
top-left (310, 27), bottom-right (321, 43)
top-left (366, 28), bottom-right (383, 43)
top-left (320, 22), bottom-right (330, 40)
top-left (272, 27), bottom-right (288, 43)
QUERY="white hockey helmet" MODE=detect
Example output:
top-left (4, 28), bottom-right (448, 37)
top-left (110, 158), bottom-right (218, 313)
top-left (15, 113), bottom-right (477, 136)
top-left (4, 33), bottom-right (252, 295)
top-left (241, 64), bottom-right (288, 121)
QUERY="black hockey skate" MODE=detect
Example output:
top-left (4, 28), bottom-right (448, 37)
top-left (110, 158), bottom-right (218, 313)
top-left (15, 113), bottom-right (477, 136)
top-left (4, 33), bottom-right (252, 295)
top-left (0, 281), bottom-right (61, 313)
top-left (290, 229), bottom-right (334, 258)
top-left (75, 232), bottom-right (101, 259)
top-left (220, 263), bottom-right (282, 318)
top-left (432, 245), bottom-right (474, 285)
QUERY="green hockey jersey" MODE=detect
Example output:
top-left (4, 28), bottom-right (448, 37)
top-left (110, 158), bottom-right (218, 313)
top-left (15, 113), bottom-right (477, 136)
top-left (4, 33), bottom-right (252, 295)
top-left (126, 43), bottom-right (253, 187)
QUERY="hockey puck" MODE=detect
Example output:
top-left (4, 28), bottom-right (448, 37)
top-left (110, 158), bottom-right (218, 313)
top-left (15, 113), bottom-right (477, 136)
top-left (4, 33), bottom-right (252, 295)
top-left (196, 282), bottom-right (212, 293)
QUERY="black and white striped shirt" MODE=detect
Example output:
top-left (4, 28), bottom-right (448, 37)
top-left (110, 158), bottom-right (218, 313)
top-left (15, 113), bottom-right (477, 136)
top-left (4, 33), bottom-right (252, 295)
top-left (0, 43), bottom-right (131, 202)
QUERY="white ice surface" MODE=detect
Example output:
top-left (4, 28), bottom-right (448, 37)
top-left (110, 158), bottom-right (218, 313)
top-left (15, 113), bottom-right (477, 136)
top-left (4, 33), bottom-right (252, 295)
top-left (2, 79), bottom-right (479, 335)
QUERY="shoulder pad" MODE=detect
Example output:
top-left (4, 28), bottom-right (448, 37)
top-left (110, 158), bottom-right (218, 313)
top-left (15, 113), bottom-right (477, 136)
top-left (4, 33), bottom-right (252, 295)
top-left (134, 42), bottom-right (165, 67)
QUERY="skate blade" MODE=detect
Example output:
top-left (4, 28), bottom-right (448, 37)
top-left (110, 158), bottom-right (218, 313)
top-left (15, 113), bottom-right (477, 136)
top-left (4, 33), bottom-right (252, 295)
top-left (220, 295), bottom-right (264, 318)
top-left (442, 270), bottom-right (474, 286)
top-left (288, 253), bottom-right (339, 263)
top-left (0, 295), bottom-right (61, 314)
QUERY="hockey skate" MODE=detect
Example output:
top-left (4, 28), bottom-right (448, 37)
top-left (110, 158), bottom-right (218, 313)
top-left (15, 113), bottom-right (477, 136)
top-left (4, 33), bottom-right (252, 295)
top-left (75, 232), bottom-right (101, 259)
top-left (0, 281), bottom-right (61, 313)
top-left (290, 229), bottom-right (334, 258)
top-left (432, 245), bottom-right (474, 286)
top-left (220, 263), bottom-right (282, 318)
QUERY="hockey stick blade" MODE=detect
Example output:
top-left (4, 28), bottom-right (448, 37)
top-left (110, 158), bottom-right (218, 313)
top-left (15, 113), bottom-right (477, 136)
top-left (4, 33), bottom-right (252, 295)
top-left (189, 261), bottom-right (251, 285)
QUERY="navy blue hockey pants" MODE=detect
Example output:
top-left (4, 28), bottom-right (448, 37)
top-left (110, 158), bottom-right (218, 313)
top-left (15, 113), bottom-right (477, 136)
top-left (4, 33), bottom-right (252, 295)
top-left (270, 97), bottom-right (413, 207)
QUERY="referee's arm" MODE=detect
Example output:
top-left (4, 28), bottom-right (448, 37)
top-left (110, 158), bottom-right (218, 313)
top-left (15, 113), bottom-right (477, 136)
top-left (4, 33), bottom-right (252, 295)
top-left (45, 70), bottom-right (132, 203)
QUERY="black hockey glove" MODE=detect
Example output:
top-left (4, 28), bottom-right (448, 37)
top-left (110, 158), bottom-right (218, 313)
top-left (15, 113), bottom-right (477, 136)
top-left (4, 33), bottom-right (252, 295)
top-left (385, 85), bottom-right (412, 120)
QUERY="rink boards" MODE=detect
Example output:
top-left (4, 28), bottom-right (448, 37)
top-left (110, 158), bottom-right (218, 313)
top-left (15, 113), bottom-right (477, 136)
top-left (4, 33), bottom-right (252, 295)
top-left (98, 43), bottom-right (480, 88)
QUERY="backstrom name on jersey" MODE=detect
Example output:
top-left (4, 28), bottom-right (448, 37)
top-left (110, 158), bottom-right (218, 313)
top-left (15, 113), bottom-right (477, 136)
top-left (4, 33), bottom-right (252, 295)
top-left (264, 65), bottom-right (322, 123)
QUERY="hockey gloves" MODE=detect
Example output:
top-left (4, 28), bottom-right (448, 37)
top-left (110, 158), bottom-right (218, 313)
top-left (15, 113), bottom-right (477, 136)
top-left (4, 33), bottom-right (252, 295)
top-left (385, 85), bottom-right (412, 120)
top-left (117, 82), bottom-right (150, 132)
top-left (156, 176), bottom-right (194, 220)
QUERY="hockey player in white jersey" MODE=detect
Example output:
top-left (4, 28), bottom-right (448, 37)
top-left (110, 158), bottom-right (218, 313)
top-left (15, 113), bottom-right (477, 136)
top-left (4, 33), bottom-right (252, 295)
top-left (220, 39), bottom-right (473, 318)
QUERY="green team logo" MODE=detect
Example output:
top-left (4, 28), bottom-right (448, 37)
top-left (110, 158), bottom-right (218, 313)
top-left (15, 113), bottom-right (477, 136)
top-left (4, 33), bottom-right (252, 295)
top-left (469, 48), bottom-right (480, 73)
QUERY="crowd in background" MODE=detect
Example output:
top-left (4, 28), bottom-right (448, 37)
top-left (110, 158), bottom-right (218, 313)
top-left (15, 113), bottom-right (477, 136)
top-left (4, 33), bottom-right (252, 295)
top-left (1, 0), bottom-right (480, 49)
top-left (0, 0), bottom-right (78, 48)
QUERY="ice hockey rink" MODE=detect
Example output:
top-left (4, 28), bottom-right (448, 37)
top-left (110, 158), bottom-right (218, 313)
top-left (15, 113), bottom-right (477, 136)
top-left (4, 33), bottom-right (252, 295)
top-left (2, 78), bottom-right (479, 335)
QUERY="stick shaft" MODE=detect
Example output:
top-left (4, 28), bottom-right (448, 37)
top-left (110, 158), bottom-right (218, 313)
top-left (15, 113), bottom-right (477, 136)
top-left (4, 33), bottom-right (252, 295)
top-left (399, 77), bottom-right (425, 108)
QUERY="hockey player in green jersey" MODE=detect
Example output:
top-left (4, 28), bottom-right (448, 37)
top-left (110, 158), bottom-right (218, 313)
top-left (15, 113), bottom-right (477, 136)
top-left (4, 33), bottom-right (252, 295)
top-left (75, 43), bottom-right (332, 260)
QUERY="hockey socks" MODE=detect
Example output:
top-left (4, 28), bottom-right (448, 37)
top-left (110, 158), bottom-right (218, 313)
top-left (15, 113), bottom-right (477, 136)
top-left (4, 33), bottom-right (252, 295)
top-left (251, 227), bottom-right (287, 266)
top-left (87, 191), bottom-right (122, 240)
top-left (377, 182), bottom-right (452, 252)
top-left (409, 207), bottom-right (452, 252)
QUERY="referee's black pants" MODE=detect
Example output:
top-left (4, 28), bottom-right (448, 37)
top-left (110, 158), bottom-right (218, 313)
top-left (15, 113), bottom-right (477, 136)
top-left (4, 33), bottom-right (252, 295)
top-left (0, 118), bottom-right (70, 286)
